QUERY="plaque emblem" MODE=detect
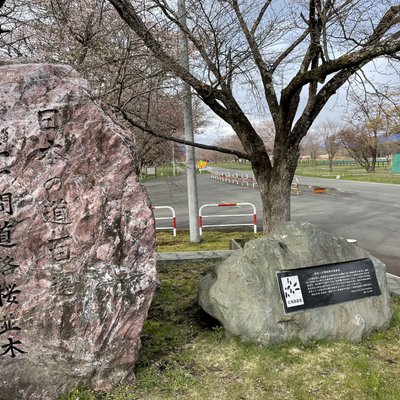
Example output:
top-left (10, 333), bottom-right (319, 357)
top-left (281, 276), bottom-right (304, 308)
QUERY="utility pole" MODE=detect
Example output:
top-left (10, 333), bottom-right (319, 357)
top-left (178, 0), bottom-right (200, 242)
top-left (172, 142), bottom-right (176, 176)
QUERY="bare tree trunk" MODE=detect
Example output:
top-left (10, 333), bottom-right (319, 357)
top-left (371, 154), bottom-right (377, 173)
top-left (253, 142), bottom-right (300, 233)
top-left (328, 156), bottom-right (333, 172)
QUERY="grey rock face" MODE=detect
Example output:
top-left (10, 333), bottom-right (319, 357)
top-left (0, 63), bottom-right (157, 398)
top-left (199, 222), bottom-right (392, 345)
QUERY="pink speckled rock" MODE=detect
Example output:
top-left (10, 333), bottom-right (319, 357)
top-left (0, 62), bottom-right (157, 399)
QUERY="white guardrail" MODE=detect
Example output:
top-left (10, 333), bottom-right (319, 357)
top-left (152, 206), bottom-right (177, 237)
top-left (198, 202), bottom-right (257, 235)
top-left (210, 169), bottom-right (300, 195)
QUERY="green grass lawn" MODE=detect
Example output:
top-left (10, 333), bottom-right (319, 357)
top-left (295, 164), bottom-right (400, 184)
top-left (62, 259), bottom-right (400, 400)
top-left (140, 161), bottom-right (400, 184)
top-left (156, 230), bottom-right (261, 252)
top-left (209, 161), bottom-right (252, 171)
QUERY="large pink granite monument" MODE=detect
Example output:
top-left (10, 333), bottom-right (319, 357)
top-left (0, 62), bottom-right (157, 399)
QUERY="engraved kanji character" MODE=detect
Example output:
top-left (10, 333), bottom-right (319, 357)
top-left (42, 200), bottom-right (70, 224)
top-left (38, 109), bottom-right (59, 130)
top-left (0, 256), bottom-right (19, 276)
top-left (1, 337), bottom-right (26, 358)
top-left (0, 313), bottom-right (21, 335)
top-left (38, 141), bottom-right (64, 165)
top-left (0, 193), bottom-right (13, 215)
top-left (0, 283), bottom-right (21, 307)
top-left (44, 177), bottom-right (63, 192)
top-left (49, 240), bottom-right (70, 261)
top-left (0, 221), bottom-right (16, 247)
top-left (51, 272), bottom-right (75, 295)
top-left (48, 231), bottom-right (71, 262)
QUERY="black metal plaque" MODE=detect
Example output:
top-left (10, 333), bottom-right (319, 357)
top-left (277, 258), bottom-right (381, 314)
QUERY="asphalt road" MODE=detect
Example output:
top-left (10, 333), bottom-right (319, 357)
top-left (144, 172), bottom-right (400, 276)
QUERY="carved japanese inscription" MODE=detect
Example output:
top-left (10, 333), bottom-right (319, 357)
top-left (0, 62), bottom-right (156, 399)
top-left (0, 153), bottom-right (25, 359)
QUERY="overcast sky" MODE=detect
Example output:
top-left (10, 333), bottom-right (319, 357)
top-left (195, 58), bottom-right (399, 145)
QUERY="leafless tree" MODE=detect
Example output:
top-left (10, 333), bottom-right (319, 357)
top-left (380, 138), bottom-right (400, 161)
top-left (107, 0), bottom-right (400, 232)
top-left (211, 119), bottom-right (275, 162)
top-left (338, 127), bottom-right (377, 172)
top-left (215, 134), bottom-right (244, 162)
top-left (300, 132), bottom-right (322, 165)
top-left (0, 0), bottom-right (35, 57)
top-left (319, 121), bottom-right (342, 171)
top-left (8, 0), bottom-right (207, 170)
top-left (343, 89), bottom-right (400, 171)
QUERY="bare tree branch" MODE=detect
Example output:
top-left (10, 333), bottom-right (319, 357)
top-left (112, 106), bottom-right (250, 160)
top-left (251, 0), bottom-right (273, 35)
top-left (283, 5), bottom-right (400, 101)
top-left (230, 0), bottom-right (280, 121)
top-left (271, 29), bottom-right (309, 72)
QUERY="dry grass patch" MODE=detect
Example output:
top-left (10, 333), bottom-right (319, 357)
top-left (156, 230), bottom-right (261, 252)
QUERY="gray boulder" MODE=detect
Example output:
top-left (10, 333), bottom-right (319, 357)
top-left (198, 222), bottom-right (392, 344)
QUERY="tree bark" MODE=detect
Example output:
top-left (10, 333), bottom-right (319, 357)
top-left (253, 139), bottom-right (300, 233)
top-left (328, 157), bottom-right (333, 172)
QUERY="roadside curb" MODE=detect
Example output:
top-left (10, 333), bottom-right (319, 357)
top-left (157, 250), bottom-right (235, 263)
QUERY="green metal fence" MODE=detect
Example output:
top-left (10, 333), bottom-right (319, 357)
top-left (297, 158), bottom-right (390, 168)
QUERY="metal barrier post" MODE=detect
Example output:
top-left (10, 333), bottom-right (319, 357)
top-left (153, 206), bottom-right (177, 236)
top-left (291, 177), bottom-right (300, 195)
top-left (211, 170), bottom-right (297, 195)
top-left (232, 172), bottom-right (239, 185)
top-left (198, 202), bottom-right (257, 235)
top-left (242, 173), bottom-right (249, 187)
